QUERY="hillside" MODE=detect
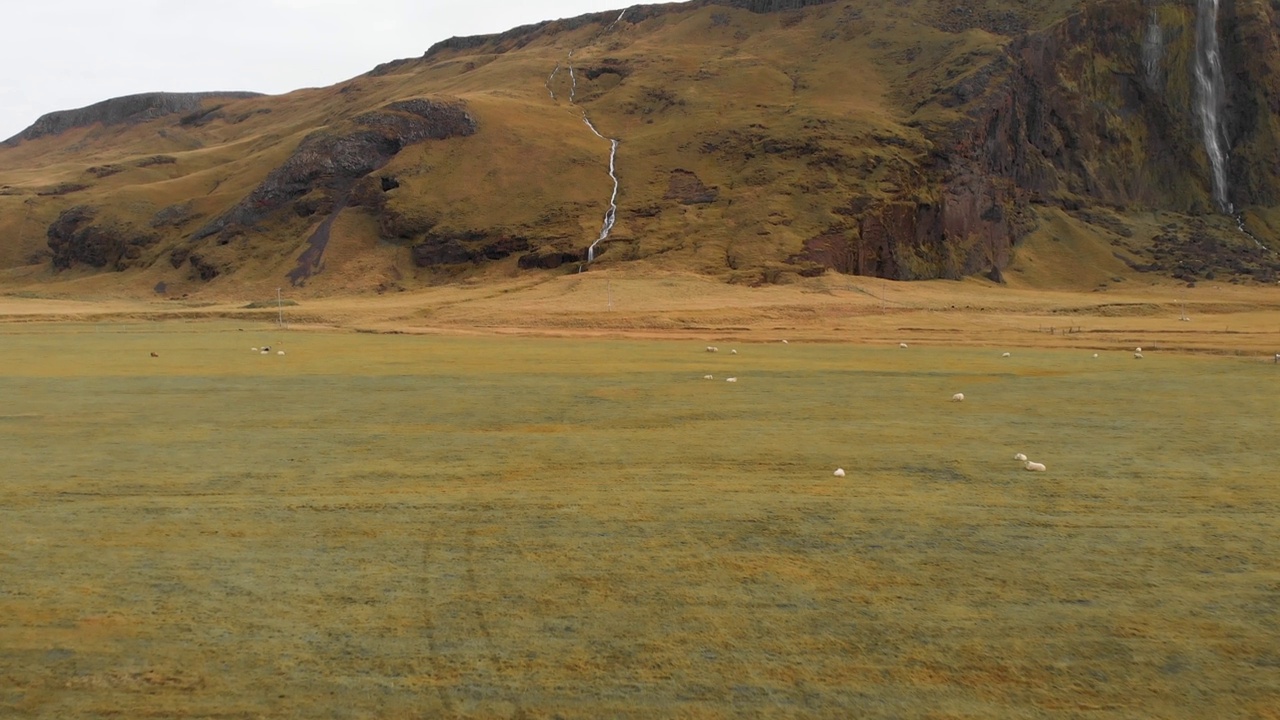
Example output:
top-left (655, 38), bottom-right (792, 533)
top-left (1, 0), bottom-right (1279, 299)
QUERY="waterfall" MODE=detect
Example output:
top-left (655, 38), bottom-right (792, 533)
top-left (604, 9), bottom-right (627, 34)
top-left (547, 14), bottom-right (626, 266)
top-left (568, 50), bottom-right (578, 103)
top-left (547, 64), bottom-right (560, 100)
top-left (1193, 0), bottom-right (1231, 213)
top-left (581, 114), bottom-right (620, 262)
top-left (1142, 10), bottom-right (1163, 88)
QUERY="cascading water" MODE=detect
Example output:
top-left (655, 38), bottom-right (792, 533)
top-left (604, 9), bottom-right (627, 33)
top-left (568, 50), bottom-right (578, 103)
top-left (1192, 0), bottom-right (1270, 251)
top-left (546, 64), bottom-right (560, 100)
top-left (581, 115), bottom-right (619, 262)
top-left (546, 13), bottom-right (627, 265)
top-left (1142, 9), bottom-right (1164, 88)
top-left (1193, 0), bottom-right (1231, 213)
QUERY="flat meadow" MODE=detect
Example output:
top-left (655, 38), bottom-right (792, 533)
top-left (1, 321), bottom-right (1277, 718)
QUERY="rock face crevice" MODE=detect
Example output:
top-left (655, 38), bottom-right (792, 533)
top-left (4, 92), bottom-right (262, 145)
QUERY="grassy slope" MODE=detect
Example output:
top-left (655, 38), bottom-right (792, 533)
top-left (0, 0), bottom-right (1273, 298)
top-left (0, 2), bottom-right (1017, 293)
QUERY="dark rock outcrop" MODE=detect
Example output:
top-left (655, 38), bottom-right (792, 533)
top-left (4, 92), bottom-right (262, 145)
top-left (518, 250), bottom-right (583, 270)
top-left (187, 253), bottom-right (224, 281)
top-left (150, 202), bottom-right (201, 229)
top-left (664, 169), bottom-right (718, 204)
top-left (136, 155), bottom-right (177, 168)
top-left (411, 231), bottom-right (530, 267)
top-left (46, 206), bottom-right (157, 271)
top-left (191, 98), bottom-right (475, 243)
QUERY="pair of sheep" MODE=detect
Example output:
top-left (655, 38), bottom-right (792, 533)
top-left (1013, 452), bottom-right (1046, 471)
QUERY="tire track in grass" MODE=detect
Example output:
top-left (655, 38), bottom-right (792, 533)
top-left (422, 502), bottom-right (530, 716)
top-left (461, 516), bottom-right (529, 717)
top-left (419, 519), bottom-right (459, 715)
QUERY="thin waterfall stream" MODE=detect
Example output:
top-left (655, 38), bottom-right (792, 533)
top-left (547, 11), bottom-right (626, 265)
top-left (1193, 0), bottom-right (1230, 213)
top-left (1193, 0), bottom-right (1269, 251)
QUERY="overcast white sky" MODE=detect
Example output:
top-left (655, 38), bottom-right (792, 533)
top-left (0, 0), bottom-right (626, 141)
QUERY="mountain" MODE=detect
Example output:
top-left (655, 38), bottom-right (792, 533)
top-left (2, 0), bottom-right (1278, 298)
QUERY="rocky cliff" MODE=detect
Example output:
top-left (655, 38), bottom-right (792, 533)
top-left (2, 91), bottom-right (263, 146)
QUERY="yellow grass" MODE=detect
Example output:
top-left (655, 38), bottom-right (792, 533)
top-left (1, 298), bottom-right (1278, 717)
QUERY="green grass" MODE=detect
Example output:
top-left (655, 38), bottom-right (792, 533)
top-left (2, 322), bottom-right (1278, 718)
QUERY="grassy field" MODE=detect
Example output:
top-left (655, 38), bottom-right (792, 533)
top-left (2, 321), bottom-right (1278, 718)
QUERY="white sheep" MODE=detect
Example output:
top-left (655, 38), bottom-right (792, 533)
top-left (1135, 347), bottom-right (1142, 352)
top-left (899, 342), bottom-right (909, 349)
top-left (1134, 352), bottom-right (1144, 359)
top-left (1092, 353), bottom-right (1099, 358)
top-left (260, 350), bottom-right (269, 355)
top-left (1001, 352), bottom-right (1011, 358)
top-left (782, 340), bottom-right (789, 344)
top-left (1013, 453), bottom-right (1027, 462)
top-left (703, 374), bottom-right (714, 380)
top-left (1024, 461), bottom-right (1046, 472)
top-left (251, 347), bottom-right (258, 352)
top-left (706, 346), bottom-right (719, 353)
top-left (833, 468), bottom-right (846, 478)
top-left (730, 349), bottom-right (738, 355)
top-left (277, 351), bottom-right (285, 356)
top-left (726, 377), bottom-right (738, 383)
top-left (951, 392), bottom-right (965, 402)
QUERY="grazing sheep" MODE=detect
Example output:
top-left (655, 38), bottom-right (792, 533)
top-left (899, 342), bottom-right (909, 349)
top-left (730, 349), bottom-right (737, 355)
top-left (833, 468), bottom-right (846, 478)
top-left (1135, 347), bottom-right (1142, 353)
top-left (150, 352), bottom-right (159, 358)
top-left (1092, 353), bottom-right (1099, 358)
top-left (277, 351), bottom-right (285, 356)
top-left (1134, 352), bottom-right (1144, 359)
top-left (1014, 453), bottom-right (1027, 462)
top-left (251, 347), bottom-right (258, 352)
top-left (782, 340), bottom-right (789, 344)
top-left (1024, 461), bottom-right (1046, 472)
top-left (726, 377), bottom-right (738, 383)
top-left (262, 346), bottom-right (271, 352)
top-left (951, 392), bottom-right (965, 402)
top-left (703, 374), bottom-right (714, 380)
top-left (706, 346), bottom-right (719, 353)
top-left (1001, 352), bottom-right (1011, 358)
